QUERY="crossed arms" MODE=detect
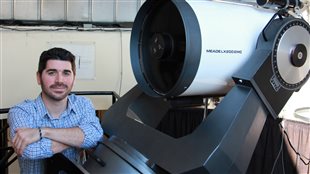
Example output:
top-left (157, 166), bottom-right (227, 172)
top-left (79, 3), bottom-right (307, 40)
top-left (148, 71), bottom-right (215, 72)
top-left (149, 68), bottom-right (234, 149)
top-left (8, 105), bottom-right (103, 159)
top-left (12, 127), bottom-right (84, 157)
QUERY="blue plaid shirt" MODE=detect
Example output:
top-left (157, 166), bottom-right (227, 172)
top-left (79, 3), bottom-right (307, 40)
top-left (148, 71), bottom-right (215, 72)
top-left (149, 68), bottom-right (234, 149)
top-left (8, 94), bottom-right (103, 174)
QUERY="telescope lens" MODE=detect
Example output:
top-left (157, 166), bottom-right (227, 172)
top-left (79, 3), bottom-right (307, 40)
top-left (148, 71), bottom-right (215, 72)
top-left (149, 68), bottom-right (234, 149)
top-left (130, 0), bottom-right (201, 97)
top-left (140, 1), bottom-right (185, 94)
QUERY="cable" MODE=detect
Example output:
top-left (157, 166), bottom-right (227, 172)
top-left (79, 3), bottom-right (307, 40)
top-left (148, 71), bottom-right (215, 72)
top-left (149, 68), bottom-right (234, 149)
top-left (118, 30), bottom-right (123, 96)
top-left (280, 122), bottom-right (310, 166)
top-left (271, 124), bottom-right (284, 174)
top-left (0, 25), bottom-right (132, 32)
top-left (281, 141), bottom-right (285, 174)
top-left (0, 29), bottom-right (2, 108)
top-left (271, 121), bottom-right (310, 174)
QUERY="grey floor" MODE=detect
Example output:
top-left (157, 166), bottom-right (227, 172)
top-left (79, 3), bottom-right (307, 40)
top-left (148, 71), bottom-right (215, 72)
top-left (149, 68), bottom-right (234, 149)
top-left (7, 142), bottom-right (20, 174)
top-left (8, 157), bottom-right (19, 174)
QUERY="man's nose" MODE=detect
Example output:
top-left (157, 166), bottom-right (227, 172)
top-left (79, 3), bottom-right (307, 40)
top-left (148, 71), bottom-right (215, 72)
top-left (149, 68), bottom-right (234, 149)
top-left (55, 73), bottom-right (64, 83)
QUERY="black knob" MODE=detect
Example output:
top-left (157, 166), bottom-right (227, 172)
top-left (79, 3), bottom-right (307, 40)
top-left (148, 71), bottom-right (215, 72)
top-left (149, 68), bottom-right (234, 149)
top-left (291, 44), bottom-right (307, 67)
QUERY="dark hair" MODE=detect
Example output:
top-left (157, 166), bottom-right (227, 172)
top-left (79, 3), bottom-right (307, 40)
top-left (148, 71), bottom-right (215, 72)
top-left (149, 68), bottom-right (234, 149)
top-left (38, 47), bottom-right (76, 75)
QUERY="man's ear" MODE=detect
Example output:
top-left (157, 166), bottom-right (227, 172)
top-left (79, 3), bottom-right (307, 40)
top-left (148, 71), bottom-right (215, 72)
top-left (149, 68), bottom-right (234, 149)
top-left (36, 72), bottom-right (41, 85)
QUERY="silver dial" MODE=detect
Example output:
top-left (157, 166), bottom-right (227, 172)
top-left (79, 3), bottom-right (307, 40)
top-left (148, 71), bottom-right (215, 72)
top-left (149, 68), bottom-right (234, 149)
top-left (272, 19), bottom-right (310, 90)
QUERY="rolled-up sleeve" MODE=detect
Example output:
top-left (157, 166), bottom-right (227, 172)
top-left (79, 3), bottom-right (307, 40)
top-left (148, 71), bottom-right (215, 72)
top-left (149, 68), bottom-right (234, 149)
top-left (22, 138), bottom-right (53, 159)
top-left (8, 106), bottom-right (54, 159)
top-left (77, 98), bottom-right (103, 148)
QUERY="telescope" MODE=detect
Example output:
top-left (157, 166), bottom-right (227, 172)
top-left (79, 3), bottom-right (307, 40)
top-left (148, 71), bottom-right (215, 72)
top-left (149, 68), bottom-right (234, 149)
top-left (48, 0), bottom-right (310, 173)
top-left (130, 0), bottom-right (308, 98)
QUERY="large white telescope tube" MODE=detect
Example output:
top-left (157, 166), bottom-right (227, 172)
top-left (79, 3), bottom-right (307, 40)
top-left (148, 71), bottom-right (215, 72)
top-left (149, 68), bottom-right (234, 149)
top-left (130, 0), bottom-right (276, 97)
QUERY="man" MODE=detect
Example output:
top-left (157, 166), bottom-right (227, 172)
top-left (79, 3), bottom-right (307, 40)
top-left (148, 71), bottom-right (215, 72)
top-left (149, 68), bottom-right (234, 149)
top-left (8, 47), bottom-right (103, 173)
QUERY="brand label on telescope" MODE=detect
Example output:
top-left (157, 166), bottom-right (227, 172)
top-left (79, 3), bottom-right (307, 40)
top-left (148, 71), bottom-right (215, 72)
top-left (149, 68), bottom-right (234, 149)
top-left (270, 75), bottom-right (281, 92)
top-left (206, 49), bottom-right (242, 54)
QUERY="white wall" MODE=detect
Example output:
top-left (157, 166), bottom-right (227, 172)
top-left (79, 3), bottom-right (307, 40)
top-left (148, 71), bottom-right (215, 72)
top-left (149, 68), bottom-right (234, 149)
top-left (1, 16), bottom-right (309, 121)
top-left (0, 27), bottom-right (137, 110)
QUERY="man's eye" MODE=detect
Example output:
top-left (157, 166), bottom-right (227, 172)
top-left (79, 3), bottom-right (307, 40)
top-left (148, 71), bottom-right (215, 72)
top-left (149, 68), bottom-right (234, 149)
top-left (47, 71), bottom-right (56, 76)
top-left (63, 72), bottom-right (71, 76)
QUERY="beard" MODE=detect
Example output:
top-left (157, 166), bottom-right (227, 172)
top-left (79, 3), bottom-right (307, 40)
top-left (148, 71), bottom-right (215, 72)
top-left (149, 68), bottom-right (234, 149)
top-left (41, 82), bottom-right (73, 101)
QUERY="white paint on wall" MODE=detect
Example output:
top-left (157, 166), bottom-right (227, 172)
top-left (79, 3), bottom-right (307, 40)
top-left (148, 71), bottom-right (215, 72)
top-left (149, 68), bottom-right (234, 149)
top-left (0, 27), bottom-right (137, 111)
top-left (0, 24), bottom-right (308, 122)
top-left (0, 27), bottom-right (3, 109)
top-left (47, 42), bottom-right (96, 80)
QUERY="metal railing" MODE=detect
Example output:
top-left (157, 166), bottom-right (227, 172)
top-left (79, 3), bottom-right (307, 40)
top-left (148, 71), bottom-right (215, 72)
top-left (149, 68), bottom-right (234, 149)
top-left (71, 90), bottom-right (120, 104)
top-left (0, 108), bottom-right (14, 173)
top-left (0, 91), bottom-right (119, 172)
top-left (0, 108), bottom-right (10, 114)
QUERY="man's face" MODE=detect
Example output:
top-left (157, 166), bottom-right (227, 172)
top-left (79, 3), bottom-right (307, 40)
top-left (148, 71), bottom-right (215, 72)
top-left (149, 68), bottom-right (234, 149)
top-left (37, 59), bottom-right (75, 101)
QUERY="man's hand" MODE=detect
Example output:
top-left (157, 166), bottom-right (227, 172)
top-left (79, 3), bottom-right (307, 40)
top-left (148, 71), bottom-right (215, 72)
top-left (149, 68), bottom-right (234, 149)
top-left (12, 128), bottom-right (40, 156)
